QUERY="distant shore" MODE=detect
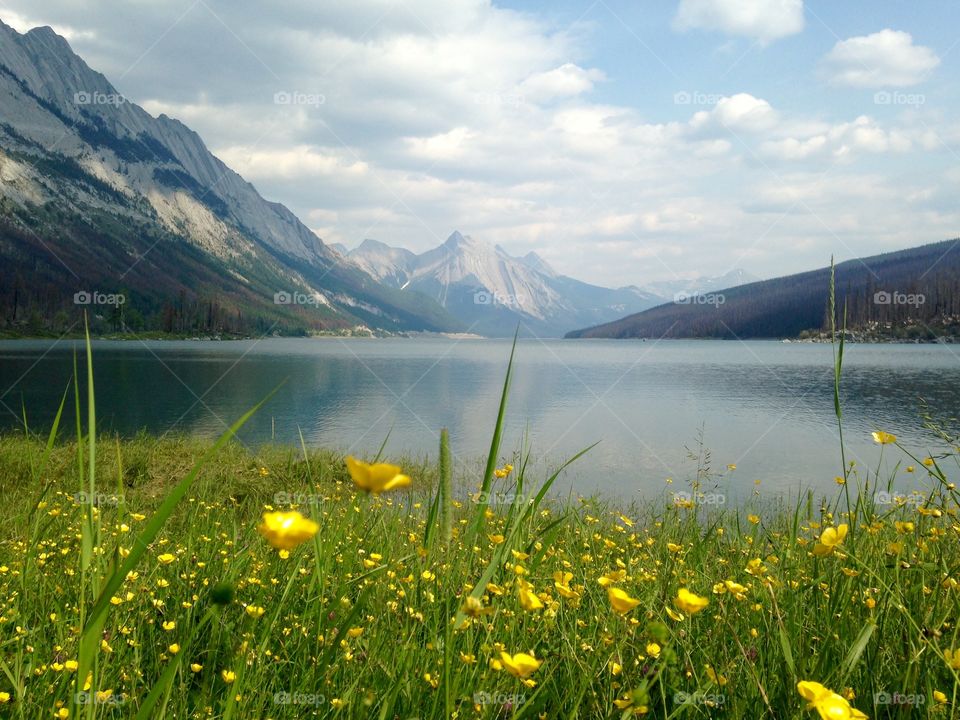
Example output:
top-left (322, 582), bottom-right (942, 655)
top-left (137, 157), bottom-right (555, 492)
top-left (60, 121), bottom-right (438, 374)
top-left (0, 328), bottom-right (957, 343)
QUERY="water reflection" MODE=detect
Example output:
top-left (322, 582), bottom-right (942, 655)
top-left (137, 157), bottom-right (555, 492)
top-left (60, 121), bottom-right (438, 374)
top-left (0, 338), bottom-right (956, 499)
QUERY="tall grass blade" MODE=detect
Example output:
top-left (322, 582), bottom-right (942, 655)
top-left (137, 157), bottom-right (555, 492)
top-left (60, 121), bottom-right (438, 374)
top-left (21, 382), bottom-right (70, 596)
top-left (839, 622), bottom-right (875, 682)
top-left (82, 388), bottom-right (280, 635)
top-left (470, 328), bottom-right (518, 537)
top-left (372, 425), bottom-right (393, 463)
top-left (439, 428), bottom-right (452, 544)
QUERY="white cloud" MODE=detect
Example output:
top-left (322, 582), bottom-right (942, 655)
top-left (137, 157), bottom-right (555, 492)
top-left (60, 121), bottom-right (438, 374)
top-left (405, 127), bottom-right (475, 160)
top-left (519, 63), bottom-right (605, 102)
top-left (690, 93), bottom-right (779, 133)
top-left (595, 213), bottom-right (638, 235)
top-left (214, 146), bottom-right (369, 180)
top-left (761, 116), bottom-right (914, 161)
top-left (2, 0), bottom-right (957, 287)
top-left (823, 29), bottom-right (939, 87)
top-left (1, 10), bottom-right (95, 40)
top-left (673, 0), bottom-right (804, 43)
top-left (827, 116), bottom-right (913, 155)
top-left (760, 135), bottom-right (827, 160)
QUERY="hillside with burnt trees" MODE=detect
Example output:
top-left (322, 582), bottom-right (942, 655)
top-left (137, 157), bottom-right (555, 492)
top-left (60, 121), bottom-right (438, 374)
top-left (567, 239), bottom-right (960, 341)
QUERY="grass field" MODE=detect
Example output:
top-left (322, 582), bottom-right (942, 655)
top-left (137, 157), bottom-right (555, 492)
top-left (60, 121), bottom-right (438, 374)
top-left (1, 321), bottom-right (959, 718)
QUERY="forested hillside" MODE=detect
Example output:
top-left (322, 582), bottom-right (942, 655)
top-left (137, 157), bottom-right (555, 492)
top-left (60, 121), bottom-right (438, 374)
top-left (567, 239), bottom-right (960, 340)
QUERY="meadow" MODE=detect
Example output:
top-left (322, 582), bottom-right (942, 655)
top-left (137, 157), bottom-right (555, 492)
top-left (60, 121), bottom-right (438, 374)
top-left (0, 318), bottom-right (959, 719)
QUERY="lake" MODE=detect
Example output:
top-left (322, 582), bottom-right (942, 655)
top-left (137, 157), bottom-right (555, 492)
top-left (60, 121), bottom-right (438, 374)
top-left (0, 337), bottom-right (956, 502)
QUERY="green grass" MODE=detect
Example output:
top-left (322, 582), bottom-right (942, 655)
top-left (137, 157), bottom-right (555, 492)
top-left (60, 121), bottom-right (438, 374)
top-left (0, 326), bottom-right (959, 718)
top-left (0, 429), bottom-right (959, 718)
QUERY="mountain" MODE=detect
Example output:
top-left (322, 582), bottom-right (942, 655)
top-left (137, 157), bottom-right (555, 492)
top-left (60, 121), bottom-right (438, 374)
top-left (345, 231), bottom-right (663, 336)
top-left (518, 251), bottom-right (558, 278)
top-left (566, 239), bottom-right (960, 340)
top-left (642, 269), bottom-right (759, 302)
top-left (0, 21), bottom-right (460, 336)
top-left (347, 239), bottom-right (418, 289)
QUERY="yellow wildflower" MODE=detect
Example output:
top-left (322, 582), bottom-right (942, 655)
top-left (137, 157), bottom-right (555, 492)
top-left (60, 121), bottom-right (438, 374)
top-left (499, 651), bottom-right (541, 679)
top-left (608, 587), bottom-right (641, 614)
top-left (797, 680), bottom-right (868, 719)
top-left (518, 579), bottom-right (544, 611)
top-left (345, 456), bottom-right (411, 494)
top-left (813, 524), bottom-right (848, 557)
top-left (674, 588), bottom-right (709, 615)
top-left (257, 511), bottom-right (319, 551)
top-left (944, 649), bottom-right (960, 670)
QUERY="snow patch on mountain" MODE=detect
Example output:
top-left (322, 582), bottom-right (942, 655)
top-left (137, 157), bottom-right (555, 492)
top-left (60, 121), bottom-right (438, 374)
top-left (346, 231), bottom-right (664, 335)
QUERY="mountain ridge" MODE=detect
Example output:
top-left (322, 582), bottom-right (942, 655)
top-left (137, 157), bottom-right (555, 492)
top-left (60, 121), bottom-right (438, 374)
top-left (0, 19), bottom-right (460, 335)
top-left (344, 231), bottom-right (666, 336)
top-left (566, 239), bottom-right (960, 341)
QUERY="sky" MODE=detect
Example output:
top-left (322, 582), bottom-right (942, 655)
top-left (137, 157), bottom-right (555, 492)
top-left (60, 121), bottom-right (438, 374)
top-left (3, 0), bottom-right (960, 288)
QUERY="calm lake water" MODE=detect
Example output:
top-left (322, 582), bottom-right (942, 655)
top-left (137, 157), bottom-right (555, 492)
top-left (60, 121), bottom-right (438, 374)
top-left (0, 337), bottom-right (957, 501)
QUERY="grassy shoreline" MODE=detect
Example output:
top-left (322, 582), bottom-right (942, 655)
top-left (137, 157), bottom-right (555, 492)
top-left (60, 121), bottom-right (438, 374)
top-left (2, 305), bottom-right (959, 718)
top-left (1, 426), bottom-right (959, 718)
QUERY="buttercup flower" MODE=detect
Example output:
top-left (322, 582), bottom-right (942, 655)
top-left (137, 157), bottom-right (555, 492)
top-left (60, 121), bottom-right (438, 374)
top-left (944, 648), bottom-right (960, 670)
top-left (674, 588), bottom-right (709, 615)
top-left (462, 595), bottom-right (492, 618)
top-left (872, 431), bottom-right (897, 445)
top-left (797, 680), bottom-right (867, 719)
top-left (607, 587), bottom-right (641, 614)
top-left (554, 571), bottom-right (581, 600)
top-left (346, 456), bottom-right (411, 494)
top-left (813, 524), bottom-right (848, 557)
top-left (665, 606), bottom-right (684, 622)
top-left (499, 651), bottom-right (541, 679)
top-left (614, 687), bottom-right (650, 715)
top-left (518, 579), bottom-right (544, 611)
top-left (597, 570), bottom-right (627, 586)
top-left (258, 511), bottom-right (319, 550)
